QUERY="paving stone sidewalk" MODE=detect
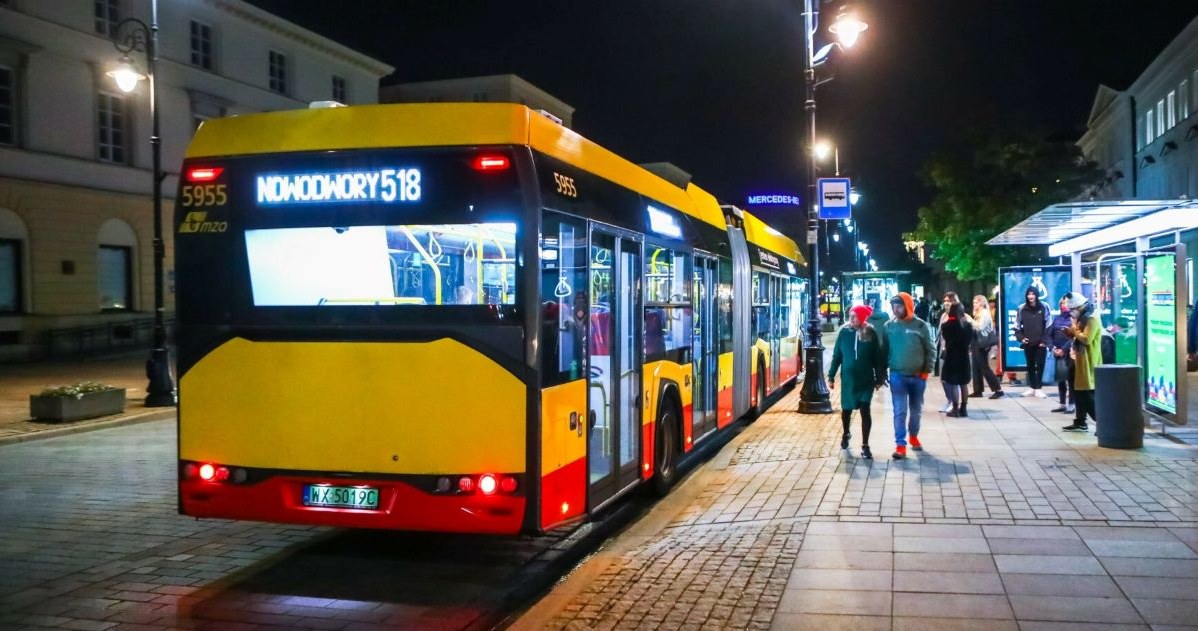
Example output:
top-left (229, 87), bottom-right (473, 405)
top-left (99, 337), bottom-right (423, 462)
top-left (0, 354), bottom-right (173, 443)
top-left (516, 376), bottom-right (1198, 630)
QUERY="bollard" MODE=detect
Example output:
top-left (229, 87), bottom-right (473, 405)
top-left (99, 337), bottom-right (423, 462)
top-left (1095, 364), bottom-right (1144, 449)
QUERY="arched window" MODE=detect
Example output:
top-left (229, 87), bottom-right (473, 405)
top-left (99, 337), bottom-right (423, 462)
top-left (0, 207), bottom-right (27, 314)
top-left (98, 218), bottom-right (137, 312)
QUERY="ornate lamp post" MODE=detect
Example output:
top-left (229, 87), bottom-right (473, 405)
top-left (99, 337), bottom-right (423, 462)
top-left (106, 0), bottom-right (175, 407)
top-left (798, 1), bottom-right (868, 414)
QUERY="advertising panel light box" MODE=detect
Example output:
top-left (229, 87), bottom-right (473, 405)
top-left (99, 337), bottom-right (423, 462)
top-left (999, 266), bottom-right (1072, 371)
top-left (1145, 254), bottom-right (1178, 414)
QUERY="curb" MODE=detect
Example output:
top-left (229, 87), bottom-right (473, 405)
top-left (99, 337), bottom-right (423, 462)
top-left (0, 408), bottom-right (176, 446)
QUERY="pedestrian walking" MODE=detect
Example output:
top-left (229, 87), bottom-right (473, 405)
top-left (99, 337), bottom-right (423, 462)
top-left (936, 291), bottom-right (961, 411)
top-left (881, 292), bottom-right (935, 460)
top-left (1014, 287), bottom-right (1051, 398)
top-left (828, 304), bottom-right (887, 460)
top-left (940, 302), bottom-right (974, 417)
top-left (965, 294), bottom-right (1004, 399)
top-left (914, 296), bottom-right (931, 322)
top-left (1062, 293), bottom-right (1101, 431)
top-left (1048, 294), bottom-right (1076, 414)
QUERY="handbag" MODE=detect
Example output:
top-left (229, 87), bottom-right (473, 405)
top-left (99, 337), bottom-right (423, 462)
top-left (1055, 355), bottom-right (1070, 382)
top-left (1039, 354), bottom-right (1059, 385)
top-left (1044, 353), bottom-right (1057, 384)
top-left (976, 328), bottom-right (998, 349)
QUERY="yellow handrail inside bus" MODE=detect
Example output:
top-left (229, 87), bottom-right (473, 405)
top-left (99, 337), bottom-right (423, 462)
top-left (400, 227), bottom-right (442, 305)
top-left (481, 225), bottom-right (510, 303)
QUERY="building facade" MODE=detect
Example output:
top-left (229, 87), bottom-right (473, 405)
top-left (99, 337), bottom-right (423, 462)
top-left (1079, 13), bottom-right (1198, 201)
top-left (0, 0), bottom-right (393, 361)
top-left (380, 74), bottom-right (575, 128)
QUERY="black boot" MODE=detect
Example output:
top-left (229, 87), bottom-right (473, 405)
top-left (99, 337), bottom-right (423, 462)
top-left (841, 432), bottom-right (851, 449)
top-left (861, 444), bottom-right (873, 459)
top-left (959, 401), bottom-right (968, 417)
top-left (946, 403), bottom-right (960, 418)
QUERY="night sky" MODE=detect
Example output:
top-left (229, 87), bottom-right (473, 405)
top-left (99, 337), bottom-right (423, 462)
top-left (247, 0), bottom-right (1197, 269)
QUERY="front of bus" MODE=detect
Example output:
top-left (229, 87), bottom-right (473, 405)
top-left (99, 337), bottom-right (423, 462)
top-left (176, 104), bottom-right (537, 535)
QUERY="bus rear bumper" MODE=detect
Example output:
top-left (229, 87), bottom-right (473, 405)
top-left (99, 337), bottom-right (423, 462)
top-left (179, 474), bottom-right (526, 535)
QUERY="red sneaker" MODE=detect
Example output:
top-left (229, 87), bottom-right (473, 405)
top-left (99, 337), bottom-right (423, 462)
top-left (909, 436), bottom-right (923, 451)
top-left (892, 445), bottom-right (907, 460)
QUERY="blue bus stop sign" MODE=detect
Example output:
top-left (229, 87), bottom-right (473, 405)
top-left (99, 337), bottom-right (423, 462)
top-left (818, 177), bottom-right (852, 220)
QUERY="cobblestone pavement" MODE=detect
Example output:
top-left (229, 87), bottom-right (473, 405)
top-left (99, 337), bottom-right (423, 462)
top-left (515, 379), bottom-right (1198, 630)
top-left (0, 420), bottom-right (582, 631)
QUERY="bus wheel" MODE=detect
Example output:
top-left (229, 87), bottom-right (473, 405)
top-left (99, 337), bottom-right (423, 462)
top-left (651, 399), bottom-right (679, 497)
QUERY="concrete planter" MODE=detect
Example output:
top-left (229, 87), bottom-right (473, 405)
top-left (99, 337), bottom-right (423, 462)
top-left (30, 388), bottom-right (126, 422)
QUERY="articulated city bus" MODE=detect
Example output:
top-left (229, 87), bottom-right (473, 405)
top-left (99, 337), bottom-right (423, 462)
top-left (175, 103), bottom-right (806, 535)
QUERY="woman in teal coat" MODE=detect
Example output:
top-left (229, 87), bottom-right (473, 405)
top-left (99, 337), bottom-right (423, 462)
top-left (828, 304), bottom-right (888, 459)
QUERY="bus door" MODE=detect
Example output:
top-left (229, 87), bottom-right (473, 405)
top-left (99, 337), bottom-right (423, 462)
top-left (692, 254), bottom-right (718, 440)
top-left (587, 227), bottom-right (643, 508)
top-left (770, 274), bottom-right (783, 390)
top-left (727, 227), bottom-right (752, 418)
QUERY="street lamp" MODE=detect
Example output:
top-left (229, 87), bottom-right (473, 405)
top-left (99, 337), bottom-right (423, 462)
top-left (849, 187), bottom-right (861, 206)
top-left (798, 0), bottom-right (868, 414)
top-left (106, 0), bottom-right (175, 407)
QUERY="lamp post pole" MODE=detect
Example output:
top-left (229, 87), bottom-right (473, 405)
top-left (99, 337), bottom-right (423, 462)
top-left (111, 0), bottom-right (175, 407)
top-left (798, 0), bottom-right (833, 414)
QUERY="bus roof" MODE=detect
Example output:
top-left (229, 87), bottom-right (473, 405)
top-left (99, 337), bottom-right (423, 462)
top-left (186, 102), bottom-right (800, 261)
top-left (742, 210), bottom-right (802, 265)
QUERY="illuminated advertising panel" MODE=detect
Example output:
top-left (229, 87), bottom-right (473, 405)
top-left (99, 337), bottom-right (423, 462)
top-left (998, 266), bottom-right (1071, 370)
top-left (1145, 254), bottom-right (1177, 414)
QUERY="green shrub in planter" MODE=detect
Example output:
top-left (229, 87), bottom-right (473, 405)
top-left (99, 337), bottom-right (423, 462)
top-left (30, 382), bottom-right (126, 422)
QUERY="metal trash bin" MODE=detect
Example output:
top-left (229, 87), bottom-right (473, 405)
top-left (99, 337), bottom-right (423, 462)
top-left (1095, 364), bottom-right (1144, 449)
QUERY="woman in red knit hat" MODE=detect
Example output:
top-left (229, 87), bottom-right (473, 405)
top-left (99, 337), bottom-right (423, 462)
top-left (828, 303), bottom-right (887, 459)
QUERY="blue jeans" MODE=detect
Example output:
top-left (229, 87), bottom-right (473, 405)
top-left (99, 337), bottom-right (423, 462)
top-left (890, 373), bottom-right (927, 447)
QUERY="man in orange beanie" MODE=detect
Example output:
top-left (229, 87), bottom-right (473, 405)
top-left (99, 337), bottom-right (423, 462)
top-left (881, 292), bottom-right (935, 459)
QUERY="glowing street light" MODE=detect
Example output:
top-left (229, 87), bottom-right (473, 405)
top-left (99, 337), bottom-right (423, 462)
top-left (813, 140), bottom-right (834, 161)
top-left (832, 232), bottom-right (840, 242)
top-left (849, 187), bottom-right (861, 206)
top-left (106, 57), bottom-right (146, 93)
top-left (829, 6), bottom-right (869, 49)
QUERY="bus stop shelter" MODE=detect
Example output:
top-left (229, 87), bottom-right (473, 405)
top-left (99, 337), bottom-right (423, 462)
top-left (988, 199), bottom-right (1197, 427)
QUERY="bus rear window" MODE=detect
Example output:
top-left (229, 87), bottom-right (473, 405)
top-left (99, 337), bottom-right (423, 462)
top-left (244, 223), bottom-right (517, 307)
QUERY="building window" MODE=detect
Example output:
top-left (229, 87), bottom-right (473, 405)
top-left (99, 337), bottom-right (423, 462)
top-left (189, 20), bottom-right (213, 70)
top-left (97, 92), bottom-right (127, 164)
top-left (1157, 99), bottom-right (1165, 137)
top-left (1146, 110), bottom-right (1154, 147)
top-left (94, 0), bottom-right (119, 38)
top-left (98, 245), bottom-right (131, 311)
top-left (1182, 80), bottom-right (1191, 122)
top-left (0, 65), bottom-right (14, 146)
top-left (332, 75), bottom-right (346, 103)
top-left (268, 50), bottom-right (287, 94)
top-left (0, 238), bottom-right (19, 313)
top-left (1167, 90), bottom-right (1177, 129)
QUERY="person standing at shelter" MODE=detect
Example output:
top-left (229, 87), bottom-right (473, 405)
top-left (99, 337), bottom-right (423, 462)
top-left (882, 292), bottom-right (935, 460)
top-left (1048, 294), bottom-right (1076, 414)
top-left (936, 292), bottom-right (961, 411)
top-left (966, 294), bottom-right (1004, 399)
top-left (940, 302), bottom-right (974, 417)
top-left (828, 304), bottom-right (887, 460)
top-left (1015, 287), bottom-right (1051, 398)
top-left (1062, 293), bottom-right (1101, 432)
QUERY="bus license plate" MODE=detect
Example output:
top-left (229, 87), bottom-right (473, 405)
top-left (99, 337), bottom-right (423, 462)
top-left (303, 484), bottom-right (379, 510)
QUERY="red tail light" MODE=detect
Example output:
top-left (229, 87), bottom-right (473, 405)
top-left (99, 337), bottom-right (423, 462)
top-left (478, 474), bottom-right (498, 495)
top-left (198, 463), bottom-right (216, 481)
top-left (499, 476), bottom-right (518, 494)
top-left (458, 476), bottom-right (475, 493)
top-left (186, 167), bottom-right (224, 182)
top-left (471, 155), bottom-right (510, 171)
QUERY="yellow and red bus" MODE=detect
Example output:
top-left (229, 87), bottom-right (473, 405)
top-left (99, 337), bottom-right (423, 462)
top-left (175, 103), bottom-right (806, 535)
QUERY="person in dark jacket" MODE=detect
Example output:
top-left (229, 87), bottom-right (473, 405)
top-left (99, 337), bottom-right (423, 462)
top-left (1014, 287), bottom-right (1051, 398)
top-left (939, 302), bottom-right (974, 417)
top-left (1047, 294), bottom-right (1075, 414)
top-left (914, 296), bottom-right (931, 322)
top-left (828, 304), bottom-right (887, 459)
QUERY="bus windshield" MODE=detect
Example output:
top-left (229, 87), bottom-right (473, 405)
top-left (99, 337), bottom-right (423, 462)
top-left (244, 222), bottom-right (518, 307)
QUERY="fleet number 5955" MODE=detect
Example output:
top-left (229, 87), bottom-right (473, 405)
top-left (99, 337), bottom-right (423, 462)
top-left (181, 184), bottom-right (227, 207)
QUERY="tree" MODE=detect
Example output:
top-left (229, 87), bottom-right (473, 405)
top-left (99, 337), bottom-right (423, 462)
top-left (905, 130), bottom-right (1103, 282)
